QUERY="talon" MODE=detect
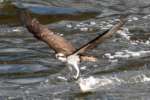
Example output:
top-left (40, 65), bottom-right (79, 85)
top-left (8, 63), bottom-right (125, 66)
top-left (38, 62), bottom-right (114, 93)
top-left (73, 64), bottom-right (80, 79)
top-left (67, 54), bottom-right (80, 79)
top-left (67, 63), bottom-right (80, 79)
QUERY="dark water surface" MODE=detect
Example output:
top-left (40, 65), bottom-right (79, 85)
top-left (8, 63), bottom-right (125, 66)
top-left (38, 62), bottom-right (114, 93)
top-left (0, 0), bottom-right (150, 100)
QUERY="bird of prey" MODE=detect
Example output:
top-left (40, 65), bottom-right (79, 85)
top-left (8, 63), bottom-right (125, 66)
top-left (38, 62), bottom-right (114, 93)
top-left (19, 11), bottom-right (126, 79)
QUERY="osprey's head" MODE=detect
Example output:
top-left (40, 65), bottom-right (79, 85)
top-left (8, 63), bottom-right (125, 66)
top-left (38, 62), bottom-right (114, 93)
top-left (55, 53), bottom-right (67, 62)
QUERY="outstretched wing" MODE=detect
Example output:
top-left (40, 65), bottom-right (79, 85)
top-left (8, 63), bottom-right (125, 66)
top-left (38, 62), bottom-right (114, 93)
top-left (18, 9), bottom-right (126, 62)
top-left (73, 17), bottom-right (126, 55)
top-left (19, 10), bottom-right (76, 56)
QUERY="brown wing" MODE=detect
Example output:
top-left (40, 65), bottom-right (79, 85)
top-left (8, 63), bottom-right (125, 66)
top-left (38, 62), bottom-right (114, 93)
top-left (19, 11), bottom-right (76, 56)
top-left (72, 17), bottom-right (126, 55)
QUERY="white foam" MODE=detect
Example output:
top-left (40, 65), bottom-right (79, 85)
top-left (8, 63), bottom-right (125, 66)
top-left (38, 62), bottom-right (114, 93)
top-left (57, 76), bottom-right (68, 81)
top-left (132, 17), bottom-right (139, 21)
top-left (142, 14), bottom-right (150, 19)
top-left (80, 66), bottom-right (87, 70)
top-left (128, 74), bottom-right (150, 84)
top-left (109, 59), bottom-right (118, 63)
top-left (12, 28), bottom-right (21, 32)
top-left (90, 21), bottom-right (96, 25)
top-left (100, 24), bottom-right (113, 30)
top-left (77, 76), bottom-right (122, 92)
top-left (76, 22), bottom-right (85, 27)
top-left (126, 50), bottom-right (150, 57)
top-left (80, 27), bottom-right (88, 31)
top-left (127, 16), bottom-right (139, 22)
top-left (117, 28), bottom-right (130, 40)
top-left (104, 53), bottom-right (115, 59)
top-left (133, 40), bottom-right (150, 45)
top-left (66, 24), bottom-right (73, 28)
top-left (145, 40), bottom-right (150, 45)
top-left (105, 50), bottom-right (150, 60)
top-left (78, 72), bottom-right (150, 92)
top-left (132, 40), bottom-right (150, 45)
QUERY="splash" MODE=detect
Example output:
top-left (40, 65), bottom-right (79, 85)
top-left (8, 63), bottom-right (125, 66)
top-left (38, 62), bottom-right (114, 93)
top-left (104, 50), bottom-right (150, 63)
top-left (77, 72), bottom-right (150, 93)
top-left (128, 74), bottom-right (150, 84)
top-left (77, 76), bottom-right (122, 92)
top-left (117, 27), bottom-right (131, 40)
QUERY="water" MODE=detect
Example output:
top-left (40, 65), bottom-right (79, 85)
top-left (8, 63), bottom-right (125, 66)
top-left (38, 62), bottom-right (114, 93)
top-left (0, 0), bottom-right (150, 99)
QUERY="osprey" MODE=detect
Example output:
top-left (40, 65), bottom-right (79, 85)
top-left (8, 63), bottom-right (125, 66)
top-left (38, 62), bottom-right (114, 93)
top-left (19, 11), bottom-right (126, 79)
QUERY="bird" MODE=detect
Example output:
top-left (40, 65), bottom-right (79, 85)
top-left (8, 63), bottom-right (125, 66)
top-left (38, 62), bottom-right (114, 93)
top-left (19, 10), bottom-right (126, 79)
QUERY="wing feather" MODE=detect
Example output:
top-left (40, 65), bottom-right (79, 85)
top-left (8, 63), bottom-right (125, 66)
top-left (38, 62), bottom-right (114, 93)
top-left (73, 17), bottom-right (126, 55)
top-left (19, 11), bottom-right (76, 56)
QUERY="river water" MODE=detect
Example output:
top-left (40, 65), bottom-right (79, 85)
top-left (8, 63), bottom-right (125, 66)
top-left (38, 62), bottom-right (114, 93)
top-left (0, 0), bottom-right (150, 100)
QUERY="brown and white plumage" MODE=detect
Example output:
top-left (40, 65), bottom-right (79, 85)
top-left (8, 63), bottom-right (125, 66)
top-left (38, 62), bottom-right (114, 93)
top-left (19, 11), bottom-right (126, 79)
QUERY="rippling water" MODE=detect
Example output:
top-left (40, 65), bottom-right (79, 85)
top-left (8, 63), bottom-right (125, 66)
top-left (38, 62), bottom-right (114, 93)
top-left (0, 0), bottom-right (150, 99)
